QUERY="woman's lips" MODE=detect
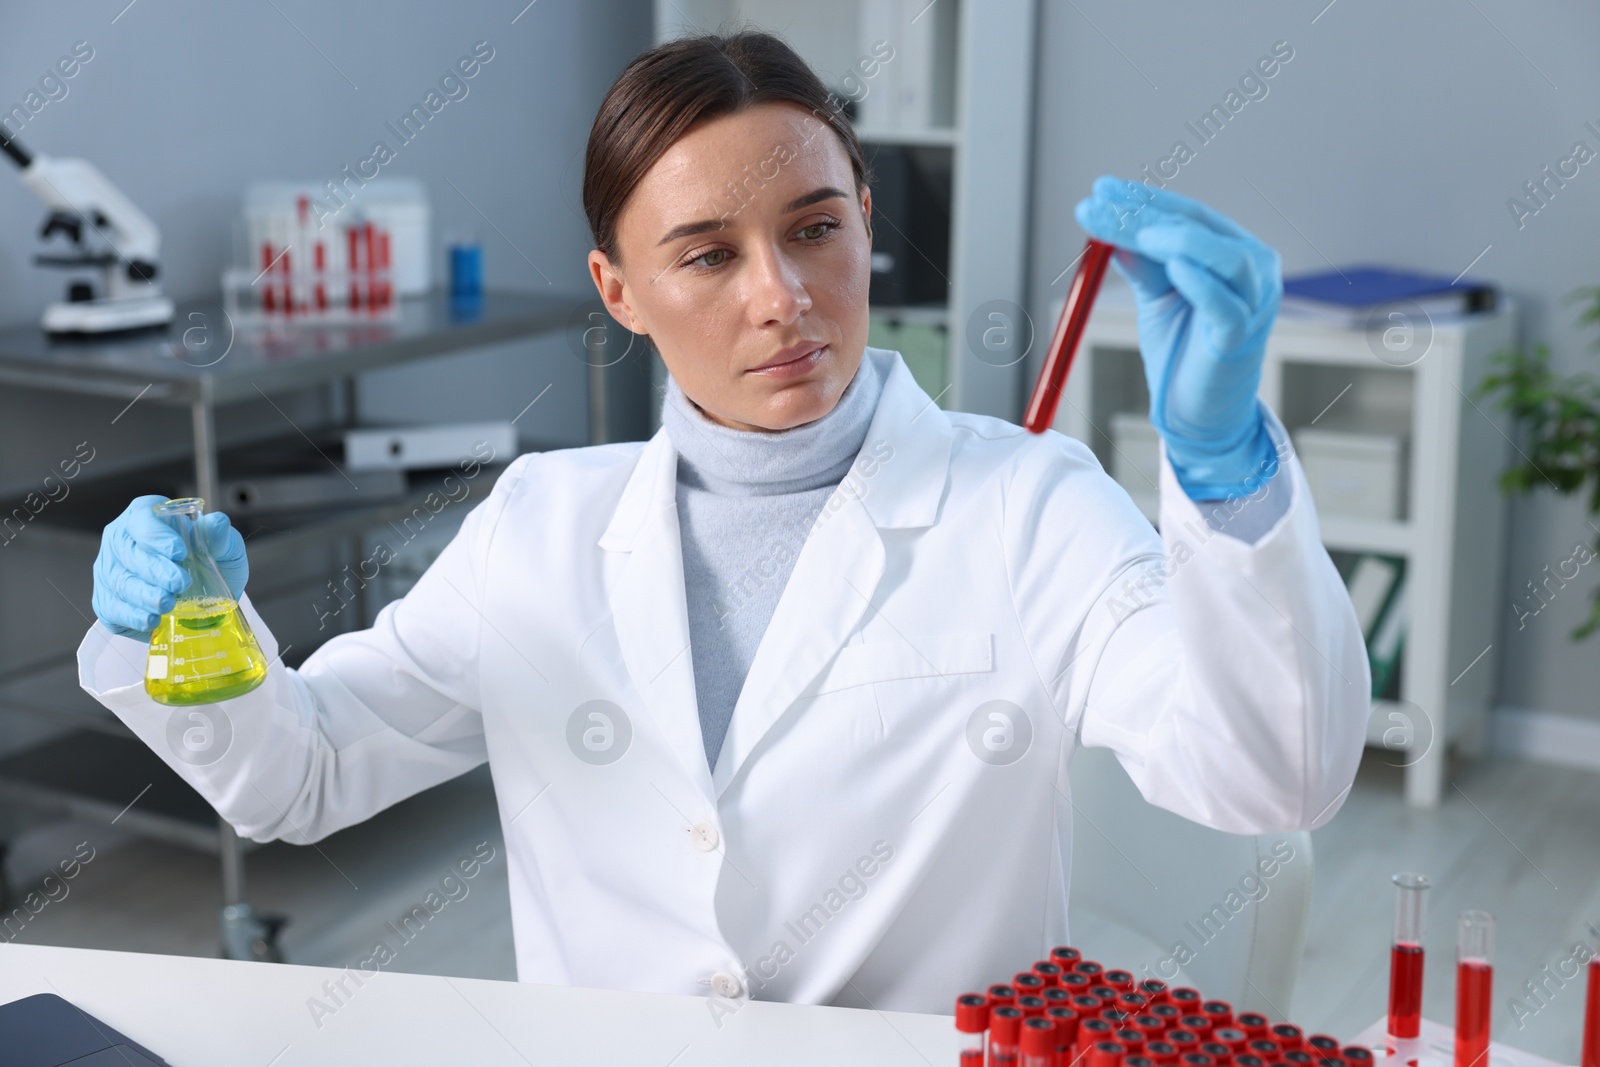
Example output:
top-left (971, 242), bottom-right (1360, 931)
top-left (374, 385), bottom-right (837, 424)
top-left (749, 344), bottom-right (826, 378)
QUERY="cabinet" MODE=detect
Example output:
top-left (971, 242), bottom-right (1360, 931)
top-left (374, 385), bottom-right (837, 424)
top-left (649, 0), bottom-right (1037, 427)
top-left (1056, 284), bottom-right (1518, 808)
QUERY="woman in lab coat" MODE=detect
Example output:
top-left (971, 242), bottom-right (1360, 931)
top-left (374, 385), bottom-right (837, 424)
top-left (81, 31), bottom-right (1369, 1014)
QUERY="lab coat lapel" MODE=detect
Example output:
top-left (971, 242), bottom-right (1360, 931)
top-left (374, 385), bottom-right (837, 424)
top-left (710, 349), bottom-right (954, 798)
top-left (599, 429), bottom-right (717, 804)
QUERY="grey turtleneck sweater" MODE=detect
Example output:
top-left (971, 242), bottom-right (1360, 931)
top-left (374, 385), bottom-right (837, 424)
top-left (660, 348), bottom-right (888, 773)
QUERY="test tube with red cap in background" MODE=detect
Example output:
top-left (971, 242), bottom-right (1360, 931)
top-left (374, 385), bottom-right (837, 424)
top-left (955, 993), bottom-right (988, 1066)
top-left (1022, 1017), bottom-right (1059, 1067)
top-left (1389, 874), bottom-right (1429, 1041)
top-left (1024, 238), bottom-right (1116, 434)
top-left (1584, 924), bottom-right (1600, 1067)
top-left (1455, 912), bottom-right (1494, 1067)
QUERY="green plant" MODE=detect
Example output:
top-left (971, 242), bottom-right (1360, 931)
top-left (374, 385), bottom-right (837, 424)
top-left (1478, 285), bottom-right (1600, 640)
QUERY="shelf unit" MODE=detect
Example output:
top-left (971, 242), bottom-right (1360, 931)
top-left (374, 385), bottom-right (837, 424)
top-left (648, 0), bottom-right (1037, 429)
top-left (1055, 286), bottom-right (1518, 808)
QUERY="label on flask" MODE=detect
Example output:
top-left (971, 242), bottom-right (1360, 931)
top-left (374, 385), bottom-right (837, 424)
top-left (146, 655), bottom-right (168, 680)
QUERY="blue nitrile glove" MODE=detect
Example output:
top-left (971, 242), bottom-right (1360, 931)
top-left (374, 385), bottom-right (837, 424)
top-left (92, 495), bottom-right (250, 640)
top-left (1074, 175), bottom-right (1282, 500)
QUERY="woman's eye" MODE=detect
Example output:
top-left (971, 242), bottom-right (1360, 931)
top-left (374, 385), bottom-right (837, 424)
top-left (690, 248), bottom-right (728, 269)
top-left (800, 219), bottom-right (840, 240)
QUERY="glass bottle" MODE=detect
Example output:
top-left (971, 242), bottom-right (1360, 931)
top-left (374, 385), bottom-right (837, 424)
top-left (144, 498), bottom-right (267, 705)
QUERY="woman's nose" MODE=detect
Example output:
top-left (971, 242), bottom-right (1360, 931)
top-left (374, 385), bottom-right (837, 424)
top-left (747, 244), bottom-right (812, 323)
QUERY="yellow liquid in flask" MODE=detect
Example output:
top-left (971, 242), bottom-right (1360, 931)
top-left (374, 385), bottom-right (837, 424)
top-left (145, 597), bottom-right (268, 705)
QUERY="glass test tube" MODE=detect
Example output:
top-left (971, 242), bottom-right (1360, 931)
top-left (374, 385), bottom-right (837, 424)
top-left (1390, 873), bottom-right (1429, 1039)
top-left (1585, 926), bottom-right (1600, 1067)
top-left (1022, 1017), bottom-right (1059, 1067)
top-left (990, 1005), bottom-right (1023, 1067)
top-left (1024, 237), bottom-right (1115, 433)
top-left (1455, 911), bottom-right (1494, 1067)
top-left (955, 993), bottom-right (988, 1067)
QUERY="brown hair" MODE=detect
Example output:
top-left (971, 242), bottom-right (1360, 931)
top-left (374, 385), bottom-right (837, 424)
top-left (582, 30), bottom-right (872, 266)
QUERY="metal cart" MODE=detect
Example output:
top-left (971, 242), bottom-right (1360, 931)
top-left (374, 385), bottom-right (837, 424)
top-left (0, 289), bottom-right (650, 959)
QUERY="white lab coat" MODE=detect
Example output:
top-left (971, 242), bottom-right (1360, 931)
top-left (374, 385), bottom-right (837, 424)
top-left (78, 346), bottom-right (1369, 1014)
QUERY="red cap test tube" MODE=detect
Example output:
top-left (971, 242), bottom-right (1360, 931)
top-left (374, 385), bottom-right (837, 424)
top-left (1024, 237), bottom-right (1115, 433)
top-left (1585, 927), bottom-right (1600, 1067)
top-left (1389, 873), bottom-right (1429, 1040)
top-left (1052, 946), bottom-right (1084, 968)
top-left (1048, 1005), bottom-right (1081, 1059)
top-left (991, 1005), bottom-right (1024, 1066)
top-left (1236, 1015), bottom-right (1270, 1040)
top-left (1455, 911), bottom-right (1494, 1067)
top-left (1271, 1025), bottom-right (1304, 1051)
top-left (1023, 1017), bottom-right (1059, 1067)
top-left (956, 992), bottom-right (989, 1067)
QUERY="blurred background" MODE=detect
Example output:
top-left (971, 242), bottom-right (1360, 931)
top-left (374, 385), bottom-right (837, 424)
top-left (0, 0), bottom-right (1597, 1060)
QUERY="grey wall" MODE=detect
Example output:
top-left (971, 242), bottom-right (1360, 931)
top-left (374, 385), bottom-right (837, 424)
top-left (1025, 1), bottom-right (1600, 725)
top-left (0, 0), bottom-right (653, 762)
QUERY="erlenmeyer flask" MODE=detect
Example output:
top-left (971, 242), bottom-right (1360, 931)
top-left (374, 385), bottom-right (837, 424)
top-left (144, 497), bottom-right (268, 705)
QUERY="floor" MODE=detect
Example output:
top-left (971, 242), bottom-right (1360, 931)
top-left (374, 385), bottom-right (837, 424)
top-left (3, 752), bottom-right (1596, 1063)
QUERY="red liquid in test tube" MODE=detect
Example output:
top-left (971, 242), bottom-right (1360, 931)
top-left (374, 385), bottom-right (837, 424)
top-left (1454, 912), bottom-right (1494, 1067)
top-left (1583, 954), bottom-right (1600, 1067)
top-left (260, 242), bottom-right (276, 313)
top-left (364, 222), bottom-right (376, 314)
top-left (348, 226), bottom-right (361, 310)
top-left (1024, 237), bottom-right (1115, 434)
top-left (314, 241), bottom-right (327, 312)
top-left (1389, 873), bottom-right (1429, 1040)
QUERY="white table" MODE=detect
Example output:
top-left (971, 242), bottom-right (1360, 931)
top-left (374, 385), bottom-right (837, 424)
top-left (0, 942), bottom-right (958, 1066)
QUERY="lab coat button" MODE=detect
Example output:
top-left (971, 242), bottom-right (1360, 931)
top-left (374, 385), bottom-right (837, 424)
top-left (710, 971), bottom-right (743, 998)
top-left (689, 821), bottom-right (720, 851)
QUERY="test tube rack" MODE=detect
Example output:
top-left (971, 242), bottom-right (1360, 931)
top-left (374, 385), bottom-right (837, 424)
top-left (222, 193), bottom-right (397, 327)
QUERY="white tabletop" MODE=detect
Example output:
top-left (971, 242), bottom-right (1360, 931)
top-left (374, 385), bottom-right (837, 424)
top-left (0, 942), bottom-right (958, 1066)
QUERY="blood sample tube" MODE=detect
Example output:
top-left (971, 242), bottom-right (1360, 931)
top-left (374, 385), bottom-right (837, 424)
top-left (1236, 1015), bottom-right (1270, 1040)
top-left (1075, 995), bottom-right (1108, 1018)
top-left (1052, 946), bottom-right (1084, 969)
top-left (989, 984), bottom-right (1019, 1008)
top-left (1202, 1002), bottom-right (1234, 1030)
top-left (1181, 1054), bottom-right (1215, 1067)
top-left (1147, 1040), bottom-right (1180, 1066)
top-left (363, 222), bottom-right (376, 315)
top-left (1270, 1025), bottom-right (1303, 1052)
top-left (1182, 1016), bottom-right (1214, 1040)
top-left (956, 993), bottom-right (989, 1067)
top-left (1106, 971), bottom-right (1137, 993)
top-left (1075, 961), bottom-right (1105, 979)
top-left (1127, 1056), bottom-right (1157, 1067)
top-left (1116, 1028), bottom-right (1146, 1055)
top-left (1213, 1028), bottom-right (1249, 1054)
top-left (1389, 873), bottom-right (1429, 1040)
top-left (1305, 1036), bottom-right (1341, 1059)
top-left (1024, 237), bottom-right (1115, 433)
top-left (1045, 987), bottom-right (1074, 1007)
top-left (1342, 1047), bottom-right (1375, 1067)
top-left (1019, 995), bottom-right (1048, 1019)
top-left (1455, 911), bottom-right (1494, 1067)
top-left (1139, 980), bottom-right (1170, 1004)
top-left (313, 239), bottom-right (327, 313)
top-left (1017, 973), bottom-right (1047, 995)
top-left (1081, 1018), bottom-right (1117, 1053)
top-left (377, 228), bottom-right (391, 309)
top-left (1236, 1056), bottom-right (1267, 1067)
top-left (990, 1005), bottom-right (1024, 1067)
top-left (1135, 1015), bottom-right (1166, 1042)
top-left (1091, 986), bottom-right (1120, 1005)
top-left (1104, 1010), bottom-right (1133, 1030)
top-left (260, 240), bottom-right (277, 314)
top-left (1035, 962), bottom-right (1065, 987)
top-left (1091, 1040), bottom-right (1127, 1067)
top-left (1153, 1005), bottom-right (1183, 1029)
top-left (1023, 1017), bottom-right (1059, 1067)
top-left (1118, 994), bottom-right (1149, 1014)
top-left (1201, 1041), bottom-right (1234, 1066)
top-left (1585, 933), bottom-right (1600, 1067)
top-left (347, 225), bottom-right (361, 310)
top-left (1048, 1005), bottom-right (1081, 1062)
top-left (1168, 1030), bottom-right (1201, 1054)
top-left (1171, 989), bottom-right (1202, 1010)
top-left (1283, 1051), bottom-right (1315, 1067)
top-left (1062, 973), bottom-right (1093, 992)
top-left (1248, 1039), bottom-right (1281, 1061)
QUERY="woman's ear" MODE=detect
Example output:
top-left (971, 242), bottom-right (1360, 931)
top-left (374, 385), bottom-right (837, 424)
top-left (859, 186), bottom-right (873, 243)
top-left (587, 248), bottom-right (644, 333)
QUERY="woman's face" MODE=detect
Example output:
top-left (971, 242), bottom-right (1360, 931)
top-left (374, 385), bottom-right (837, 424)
top-left (588, 101), bottom-right (872, 433)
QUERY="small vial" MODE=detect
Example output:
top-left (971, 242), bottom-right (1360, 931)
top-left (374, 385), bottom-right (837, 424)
top-left (988, 984), bottom-right (1018, 1008)
top-left (1202, 1002), bottom-right (1234, 1030)
top-left (1035, 961), bottom-right (1065, 987)
top-left (1044, 987), bottom-right (1073, 1006)
top-left (1271, 1025), bottom-right (1304, 1051)
top-left (1182, 1015), bottom-right (1215, 1039)
top-left (1076, 961), bottom-right (1107, 980)
top-left (991, 1005), bottom-right (1024, 1067)
top-left (1106, 970), bottom-right (1138, 992)
top-left (1585, 930), bottom-right (1600, 1067)
top-left (1390, 873), bottom-right (1430, 1040)
top-left (1062, 973), bottom-right (1093, 992)
top-left (1018, 994), bottom-right (1047, 1019)
top-left (1153, 1004), bottom-right (1184, 1028)
top-left (1201, 1041), bottom-right (1234, 1067)
top-left (1343, 1047), bottom-right (1376, 1067)
top-left (1047, 1005), bottom-right (1082, 1061)
top-left (1091, 1040), bottom-right (1128, 1067)
top-left (1171, 988), bottom-right (1203, 1010)
top-left (1249, 1039), bottom-right (1281, 1061)
top-left (955, 993), bottom-right (988, 1067)
top-left (1455, 911), bottom-right (1494, 1067)
top-left (1147, 1040), bottom-right (1181, 1066)
top-left (1052, 946), bottom-right (1084, 969)
top-left (1022, 1017), bottom-right (1059, 1067)
top-left (1306, 1036), bottom-right (1341, 1057)
top-left (1135, 1015), bottom-right (1167, 1041)
top-left (1116, 1027), bottom-right (1146, 1054)
top-left (1016, 973), bottom-right (1047, 994)
top-left (1139, 979), bottom-right (1171, 1004)
top-left (1169, 1029), bottom-right (1202, 1052)
top-left (1237, 1014), bottom-right (1270, 1040)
